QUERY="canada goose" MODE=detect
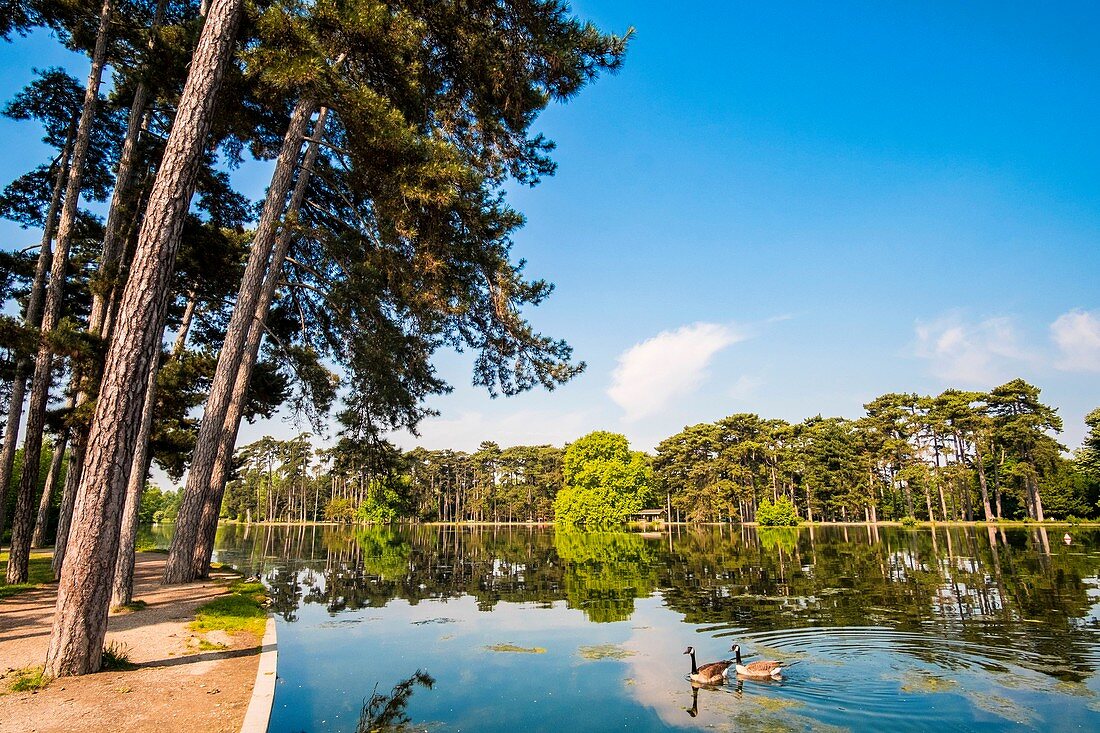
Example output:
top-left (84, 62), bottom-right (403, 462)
top-left (683, 646), bottom-right (732, 684)
top-left (731, 644), bottom-right (783, 679)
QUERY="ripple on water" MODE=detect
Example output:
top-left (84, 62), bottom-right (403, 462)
top-left (697, 625), bottom-right (1100, 731)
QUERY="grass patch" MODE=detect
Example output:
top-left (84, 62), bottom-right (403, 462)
top-left (190, 580), bottom-right (268, 638)
top-left (111, 599), bottom-right (148, 614)
top-left (7, 666), bottom-right (51, 693)
top-left (101, 641), bottom-right (138, 671)
top-left (0, 551), bottom-right (55, 600)
top-left (486, 643), bottom-right (546, 654)
top-left (209, 561), bottom-right (241, 574)
top-left (134, 537), bottom-right (166, 552)
top-left (197, 639), bottom-right (228, 651)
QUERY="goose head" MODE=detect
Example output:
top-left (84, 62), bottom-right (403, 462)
top-left (683, 646), bottom-right (695, 656)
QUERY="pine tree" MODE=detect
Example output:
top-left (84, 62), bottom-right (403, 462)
top-left (45, 0), bottom-right (246, 677)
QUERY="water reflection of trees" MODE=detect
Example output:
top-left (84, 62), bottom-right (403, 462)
top-left (224, 524), bottom-right (1100, 680)
top-left (355, 670), bottom-right (435, 733)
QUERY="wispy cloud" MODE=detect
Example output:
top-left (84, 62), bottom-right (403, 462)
top-left (913, 313), bottom-right (1031, 384)
top-left (1051, 308), bottom-right (1100, 372)
top-left (608, 322), bottom-right (744, 421)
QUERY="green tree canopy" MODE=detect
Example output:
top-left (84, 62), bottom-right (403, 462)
top-left (553, 431), bottom-right (650, 526)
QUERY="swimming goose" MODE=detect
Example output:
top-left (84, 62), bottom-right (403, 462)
top-left (731, 644), bottom-right (783, 679)
top-left (683, 646), bottom-right (733, 684)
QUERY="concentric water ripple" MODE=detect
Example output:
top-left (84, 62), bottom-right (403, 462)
top-left (689, 625), bottom-right (1100, 731)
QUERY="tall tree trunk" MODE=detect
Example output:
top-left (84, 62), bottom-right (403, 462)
top-left (45, 0), bottom-right (244, 677)
top-left (52, 0), bottom-right (169, 579)
top-left (166, 95), bottom-right (316, 583)
top-left (171, 290), bottom-right (197, 355)
top-left (1029, 471), bottom-right (1045, 522)
top-left (111, 352), bottom-right (159, 607)
top-left (190, 106), bottom-right (330, 578)
top-left (90, 0), bottom-right (169, 339)
top-left (5, 352), bottom-right (56, 582)
top-left (0, 129), bottom-right (71, 540)
top-left (31, 432), bottom-right (68, 547)
top-left (6, 0), bottom-right (114, 586)
top-left (51, 438), bottom-right (84, 578)
top-left (975, 444), bottom-right (993, 522)
top-left (899, 467), bottom-right (914, 518)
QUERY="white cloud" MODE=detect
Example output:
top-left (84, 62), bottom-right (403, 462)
top-left (608, 322), bottom-right (744, 421)
top-left (913, 313), bottom-right (1031, 384)
top-left (1051, 309), bottom-right (1100, 372)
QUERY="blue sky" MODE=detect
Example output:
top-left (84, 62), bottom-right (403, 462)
top-left (2, 1), bottom-right (1099, 465)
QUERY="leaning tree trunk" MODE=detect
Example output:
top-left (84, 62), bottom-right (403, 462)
top-left (51, 438), bottom-right (84, 577)
top-left (90, 0), bottom-right (169, 340)
top-left (45, 0), bottom-right (244, 678)
top-left (190, 106), bottom-right (330, 577)
top-left (113, 303), bottom-right (193, 603)
top-left (31, 432), bottom-right (68, 547)
top-left (50, 0), bottom-right (169, 580)
top-left (0, 125), bottom-right (73, 541)
top-left (166, 95), bottom-right (317, 584)
top-left (111, 351), bottom-right (159, 607)
top-left (6, 0), bottom-right (113, 586)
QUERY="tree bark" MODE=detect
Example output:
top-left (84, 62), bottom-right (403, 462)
top-left (0, 128), bottom-right (70, 540)
top-left (111, 352), bottom-right (159, 607)
top-left (31, 432), bottom-right (68, 547)
top-left (51, 0), bottom-right (169, 577)
top-left (90, 0), bottom-right (169, 340)
top-left (1029, 471), bottom-right (1045, 522)
top-left (171, 290), bottom-right (197, 355)
top-left (167, 95), bottom-right (316, 583)
top-left (6, 0), bottom-right (113, 586)
top-left (975, 444), bottom-right (993, 522)
top-left (190, 106), bottom-right (329, 577)
top-left (45, 0), bottom-right (244, 677)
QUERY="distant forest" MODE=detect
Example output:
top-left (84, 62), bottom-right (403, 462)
top-left (200, 378), bottom-right (1099, 525)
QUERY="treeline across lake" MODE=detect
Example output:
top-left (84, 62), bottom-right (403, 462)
top-left (189, 522), bottom-right (1100, 679)
top-left (216, 379), bottom-right (1100, 526)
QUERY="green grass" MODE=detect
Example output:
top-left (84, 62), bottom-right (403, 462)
top-left (101, 641), bottom-right (137, 671)
top-left (7, 666), bottom-right (51, 693)
top-left (0, 551), bottom-right (55, 600)
top-left (190, 579), bottom-right (268, 638)
top-left (136, 545), bottom-right (169, 554)
top-left (111, 599), bottom-right (148, 613)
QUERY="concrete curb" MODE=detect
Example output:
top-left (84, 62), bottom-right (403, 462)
top-left (240, 616), bottom-right (278, 733)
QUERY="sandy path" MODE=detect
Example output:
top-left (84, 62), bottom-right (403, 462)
top-left (0, 552), bottom-right (267, 733)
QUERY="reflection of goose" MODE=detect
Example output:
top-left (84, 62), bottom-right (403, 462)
top-left (683, 646), bottom-right (733, 684)
top-left (686, 678), bottom-right (742, 717)
top-left (731, 644), bottom-right (783, 679)
top-left (686, 685), bottom-right (700, 717)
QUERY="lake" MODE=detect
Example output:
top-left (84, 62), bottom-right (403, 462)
top-left (145, 523), bottom-right (1100, 732)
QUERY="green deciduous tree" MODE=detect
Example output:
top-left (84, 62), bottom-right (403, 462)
top-left (553, 431), bottom-right (650, 526)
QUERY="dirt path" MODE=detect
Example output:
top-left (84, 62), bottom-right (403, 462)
top-left (0, 552), bottom-right (266, 733)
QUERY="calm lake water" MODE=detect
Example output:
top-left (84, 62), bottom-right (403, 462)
top-left (147, 523), bottom-right (1100, 732)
